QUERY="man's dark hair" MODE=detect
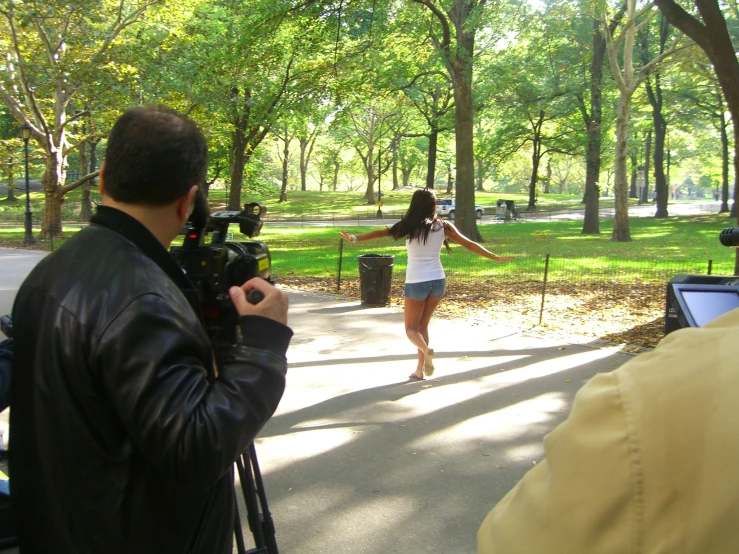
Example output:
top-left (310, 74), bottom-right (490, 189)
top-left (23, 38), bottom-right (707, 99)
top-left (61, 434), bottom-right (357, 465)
top-left (103, 105), bottom-right (208, 206)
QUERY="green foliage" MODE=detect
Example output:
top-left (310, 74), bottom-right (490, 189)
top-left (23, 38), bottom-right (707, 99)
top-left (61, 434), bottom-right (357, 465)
top-left (229, 213), bottom-right (736, 281)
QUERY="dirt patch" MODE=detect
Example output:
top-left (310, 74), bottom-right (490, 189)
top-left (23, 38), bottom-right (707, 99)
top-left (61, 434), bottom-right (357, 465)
top-left (277, 276), bottom-right (665, 350)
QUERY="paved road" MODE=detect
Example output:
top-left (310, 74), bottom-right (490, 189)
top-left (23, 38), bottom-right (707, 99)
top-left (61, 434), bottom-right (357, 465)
top-left (262, 200), bottom-right (724, 228)
top-left (0, 248), bottom-right (639, 553)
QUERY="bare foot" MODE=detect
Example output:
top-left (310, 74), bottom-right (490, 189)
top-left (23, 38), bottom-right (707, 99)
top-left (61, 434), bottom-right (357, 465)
top-left (409, 370), bottom-right (425, 380)
top-left (423, 349), bottom-right (435, 377)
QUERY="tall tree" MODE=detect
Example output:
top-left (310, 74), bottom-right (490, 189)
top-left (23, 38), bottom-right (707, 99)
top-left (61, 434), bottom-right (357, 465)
top-left (671, 56), bottom-right (732, 213)
top-left (654, 0), bottom-right (739, 246)
top-left (397, 72), bottom-right (455, 190)
top-left (603, 0), bottom-right (684, 241)
top-left (0, 0), bottom-right (159, 238)
top-left (339, 96), bottom-right (405, 204)
top-left (408, 0), bottom-right (500, 241)
top-left (273, 123), bottom-right (295, 202)
top-left (639, 13), bottom-right (680, 218)
top-left (579, 7), bottom-right (625, 235)
top-left (161, 0), bottom-right (329, 209)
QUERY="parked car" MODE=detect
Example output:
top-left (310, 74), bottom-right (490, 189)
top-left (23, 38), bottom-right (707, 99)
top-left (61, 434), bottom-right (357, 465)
top-left (436, 198), bottom-right (484, 220)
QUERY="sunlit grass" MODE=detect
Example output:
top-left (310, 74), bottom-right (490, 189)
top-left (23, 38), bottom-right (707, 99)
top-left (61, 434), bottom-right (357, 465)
top-left (1, 202), bottom-right (735, 283)
top-left (0, 187), bottom-right (696, 224)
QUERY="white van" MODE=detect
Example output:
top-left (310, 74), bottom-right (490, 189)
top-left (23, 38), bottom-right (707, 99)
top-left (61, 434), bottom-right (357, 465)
top-left (436, 198), bottom-right (484, 220)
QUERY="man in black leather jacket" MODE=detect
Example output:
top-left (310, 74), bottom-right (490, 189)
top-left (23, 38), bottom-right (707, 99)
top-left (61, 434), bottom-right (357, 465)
top-left (9, 106), bottom-right (293, 553)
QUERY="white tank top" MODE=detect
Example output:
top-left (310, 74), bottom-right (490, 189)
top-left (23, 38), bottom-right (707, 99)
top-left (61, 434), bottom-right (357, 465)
top-left (405, 222), bottom-right (446, 284)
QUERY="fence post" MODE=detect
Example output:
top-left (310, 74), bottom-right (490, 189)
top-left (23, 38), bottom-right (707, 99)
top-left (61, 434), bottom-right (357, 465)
top-left (539, 253), bottom-right (550, 326)
top-left (337, 238), bottom-right (344, 292)
top-left (707, 259), bottom-right (713, 275)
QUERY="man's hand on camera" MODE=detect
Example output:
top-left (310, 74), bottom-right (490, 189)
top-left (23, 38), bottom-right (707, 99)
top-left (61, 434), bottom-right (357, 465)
top-left (229, 278), bottom-right (289, 325)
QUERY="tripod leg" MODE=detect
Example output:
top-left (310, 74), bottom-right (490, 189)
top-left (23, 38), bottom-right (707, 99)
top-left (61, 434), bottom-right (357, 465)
top-left (234, 496), bottom-right (247, 554)
top-left (249, 443), bottom-right (279, 554)
top-left (236, 453), bottom-right (266, 549)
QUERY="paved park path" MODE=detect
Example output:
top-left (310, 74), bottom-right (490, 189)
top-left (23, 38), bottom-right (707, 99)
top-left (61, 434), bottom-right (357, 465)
top-left (0, 248), bottom-right (637, 553)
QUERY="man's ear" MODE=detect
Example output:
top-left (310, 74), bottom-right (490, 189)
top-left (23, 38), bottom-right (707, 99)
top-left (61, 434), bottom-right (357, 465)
top-left (98, 162), bottom-right (106, 196)
top-left (177, 185), bottom-right (199, 222)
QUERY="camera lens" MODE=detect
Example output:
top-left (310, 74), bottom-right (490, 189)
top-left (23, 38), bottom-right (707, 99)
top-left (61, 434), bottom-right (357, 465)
top-left (720, 227), bottom-right (739, 247)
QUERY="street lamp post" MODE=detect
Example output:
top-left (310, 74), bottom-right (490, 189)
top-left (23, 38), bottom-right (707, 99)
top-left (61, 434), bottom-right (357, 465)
top-left (19, 124), bottom-right (34, 245)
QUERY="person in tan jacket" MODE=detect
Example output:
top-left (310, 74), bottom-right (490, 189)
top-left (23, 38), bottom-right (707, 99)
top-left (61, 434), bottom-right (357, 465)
top-left (478, 306), bottom-right (739, 554)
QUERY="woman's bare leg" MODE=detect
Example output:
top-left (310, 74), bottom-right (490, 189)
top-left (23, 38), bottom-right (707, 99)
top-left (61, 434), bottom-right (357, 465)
top-left (405, 297), bottom-right (427, 379)
top-left (405, 295), bottom-right (444, 377)
top-left (419, 295), bottom-right (443, 375)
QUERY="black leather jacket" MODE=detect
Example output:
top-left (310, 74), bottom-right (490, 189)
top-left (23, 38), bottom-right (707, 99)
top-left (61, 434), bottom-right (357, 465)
top-left (0, 338), bottom-right (11, 412)
top-left (9, 206), bottom-right (292, 553)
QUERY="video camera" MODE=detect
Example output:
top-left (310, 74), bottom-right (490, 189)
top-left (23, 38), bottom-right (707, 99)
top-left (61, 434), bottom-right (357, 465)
top-left (170, 192), bottom-right (272, 347)
top-left (664, 227), bottom-right (739, 334)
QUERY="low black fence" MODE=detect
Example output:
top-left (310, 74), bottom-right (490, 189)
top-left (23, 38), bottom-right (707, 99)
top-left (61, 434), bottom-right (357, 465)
top-left (271, 239), bottom-right (735, 348)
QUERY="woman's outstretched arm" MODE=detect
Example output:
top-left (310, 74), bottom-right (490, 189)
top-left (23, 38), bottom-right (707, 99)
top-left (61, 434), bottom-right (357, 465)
top-left (443, 221), bottom-right (515, 262)
top-left (339, 228), bottom-right (392, 244)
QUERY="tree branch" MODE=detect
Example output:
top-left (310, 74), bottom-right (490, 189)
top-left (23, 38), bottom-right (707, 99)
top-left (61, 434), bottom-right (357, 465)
top-left (59, 170), bottom-right (100, 195)
top-left (411, 0), bottom-right (451, 51)
top-left (653, 0), bottom-right (709, 52)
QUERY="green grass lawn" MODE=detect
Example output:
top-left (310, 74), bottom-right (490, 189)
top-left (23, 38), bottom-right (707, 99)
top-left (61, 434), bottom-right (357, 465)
top-left (1, 187), bottom-right (735, 282)
top-left (0, 188), bottom-right (631, 223)
top-left (3, 213), bottom-right (734, 274)
top-left (186, 213), bottom-right (734, 288)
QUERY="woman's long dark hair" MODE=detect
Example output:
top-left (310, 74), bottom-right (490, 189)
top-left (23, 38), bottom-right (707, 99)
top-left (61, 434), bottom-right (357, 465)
top-left (389, 188), bottom-right (450, 252)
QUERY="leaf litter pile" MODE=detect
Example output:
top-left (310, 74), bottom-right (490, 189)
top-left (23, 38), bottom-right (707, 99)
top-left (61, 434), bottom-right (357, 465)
top-left (278, 276), bottom-right (665, 351)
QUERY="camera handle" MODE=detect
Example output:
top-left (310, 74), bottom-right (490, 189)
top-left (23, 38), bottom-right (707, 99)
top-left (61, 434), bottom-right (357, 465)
top-left (233, 442), bottom-right (278, 554)
top-left (246, 290), bottom-right (264, 305)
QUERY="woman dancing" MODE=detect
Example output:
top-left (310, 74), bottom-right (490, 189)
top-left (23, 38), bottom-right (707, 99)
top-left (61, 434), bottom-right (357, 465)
top-left (340, 188), bottom-right (514, 380)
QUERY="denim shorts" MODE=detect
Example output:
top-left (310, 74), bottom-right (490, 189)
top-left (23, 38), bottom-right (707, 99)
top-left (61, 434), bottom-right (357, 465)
top-left (404, 278), bottom-right (446, 300)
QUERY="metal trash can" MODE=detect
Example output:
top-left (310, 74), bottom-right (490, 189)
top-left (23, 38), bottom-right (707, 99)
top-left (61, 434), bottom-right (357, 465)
top-left (358, 254), bottom-right (394, 305)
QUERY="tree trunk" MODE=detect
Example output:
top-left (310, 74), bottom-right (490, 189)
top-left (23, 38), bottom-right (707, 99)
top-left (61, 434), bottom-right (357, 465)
top-left (528, 152), bottom-right (540, 209)
top-left (612, 93), bottom-right (633, 242)
top-left (363, 145), bottom-right (376, 205)
top-left (332, 160), bottom-right (339, 192)
top-left (229, 126), bottom-right (248, 210)
top-left (426, 127), bottom-right (438, 189)
top-left (475, 158), bottom-right (485, 191)
top-left (450, 4), bottom-right (481, 242)
top-left (5, 159), bottom-right (17, 202)
top-left (642, 129), bottom-right (651, 204)
top-left (279, 136), bottom-right (289, 203)
top-left (78, 139), bottom-right (93, 223)
top-left (392, 140), bottom-right (399, 190)
top-left (629, 152), bottom-right (637, 198)
top-left (402, 165), bottom-right (412, 187)
top-left (653, 115), bottom-right (668, 218)
top-left (40, 147), bottom-right (66, 239)
top-left (582, 18), bottom-right (607, 235)
top-left (720, 110), bottom-right (730, 213)
top-left (527, 111), bottom-right (545, 210)
top-left (299, 137), bottom-right (309, 192)
top-left (41, 184), bottom-right (63, 239)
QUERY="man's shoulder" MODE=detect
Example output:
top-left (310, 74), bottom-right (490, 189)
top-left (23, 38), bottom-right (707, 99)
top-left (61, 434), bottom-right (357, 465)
top-left (23, 225), bottom-right (177, 306)
top-left (613, 309), bottom-right (739, 421)
top-left (45, 225), bottom-right (155, 273)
